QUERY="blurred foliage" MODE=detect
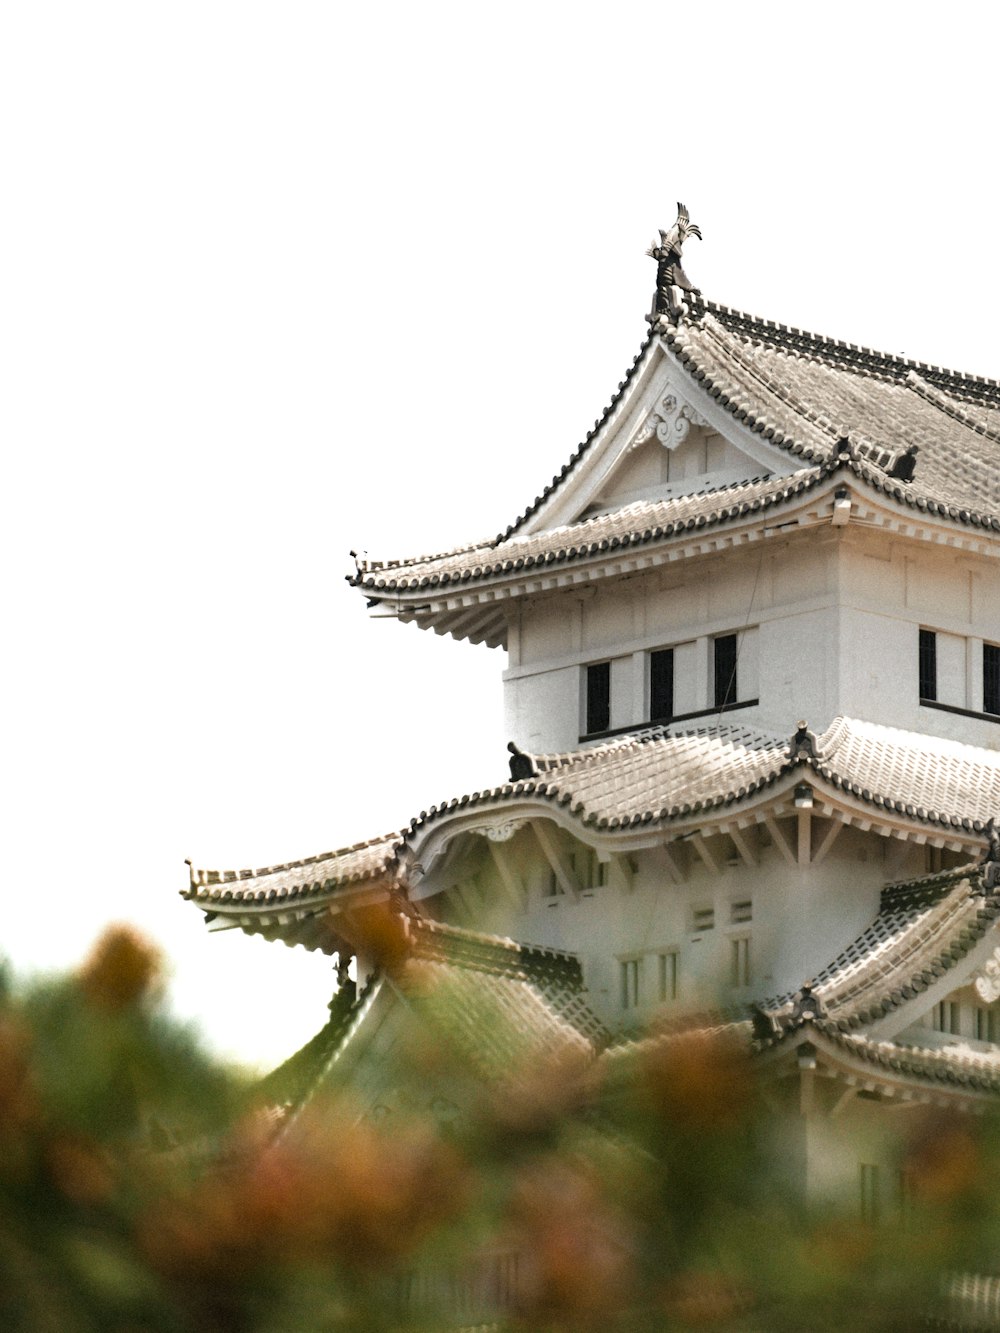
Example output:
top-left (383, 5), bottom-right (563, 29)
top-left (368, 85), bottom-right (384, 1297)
top-left (0, 926), bottom-right (997, 1330)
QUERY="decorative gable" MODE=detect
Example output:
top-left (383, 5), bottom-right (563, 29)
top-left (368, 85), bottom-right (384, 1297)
top-left (527, 342), bottom-right (798, 535)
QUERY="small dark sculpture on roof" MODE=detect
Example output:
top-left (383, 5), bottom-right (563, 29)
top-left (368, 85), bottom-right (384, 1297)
top-left (789, 721), bottom-right (818, 762)
top-left (888, 445), bottom-right (919, 483)
top-left (791, 981), bottom-right (826, 1023)
top-left (983, 817), bottom-right (1000, 892)
top-left (647, 202), bottom-right (702, 320)
top-left (507, 741), bottom-right (537, 781)
top-left (750, 1003), bottom-right (781, 1042)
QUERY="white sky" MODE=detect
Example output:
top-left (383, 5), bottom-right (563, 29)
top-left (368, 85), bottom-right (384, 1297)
top-left (4, 2), bottom-right (1000, 1070)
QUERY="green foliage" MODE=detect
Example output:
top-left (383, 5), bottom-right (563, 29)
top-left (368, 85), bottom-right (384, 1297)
top-left (1, 928), bottom-right (997, 1330)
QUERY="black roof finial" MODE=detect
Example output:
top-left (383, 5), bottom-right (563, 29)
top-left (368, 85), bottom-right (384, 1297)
top-left (789, 721), bottom-right (818, 762)
top-left (647, 202), bottom-right (702, 322)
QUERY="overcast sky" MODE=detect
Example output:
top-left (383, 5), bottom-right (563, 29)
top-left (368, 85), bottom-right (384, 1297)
top-left (4, 2), bottom-right (1000, 1069)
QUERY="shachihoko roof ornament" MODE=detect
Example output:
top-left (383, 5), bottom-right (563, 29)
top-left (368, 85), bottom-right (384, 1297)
top-left (647, 201), bottom-right (702, 321)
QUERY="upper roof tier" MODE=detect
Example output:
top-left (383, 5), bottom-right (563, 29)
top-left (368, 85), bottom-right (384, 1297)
top-left (349, 292), bottom-right (1000, 647)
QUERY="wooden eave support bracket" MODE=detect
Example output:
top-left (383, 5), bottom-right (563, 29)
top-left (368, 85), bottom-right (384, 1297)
top-left (764, 815), bottom-right (796, 867)
top-left (598, 849), bottom-right (635, 894)
top-left (813, 818), bottom-right (843, 866)
top-left (661, 841), bottom-right (687, 885)
top-left (531, 821), bottom-right (580, 900)
top-left (486, 839), bottom-right (527, 909)
top-left (729, 825), bottom-right (759, 868)
top-left (691, 832), bottom-right (722, 876)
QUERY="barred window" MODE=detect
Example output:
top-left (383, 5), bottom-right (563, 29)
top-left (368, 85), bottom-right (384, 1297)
top-left (919, 629), bottom-right (937, 702)
top-left (585, 662), bottom-right (611, 735)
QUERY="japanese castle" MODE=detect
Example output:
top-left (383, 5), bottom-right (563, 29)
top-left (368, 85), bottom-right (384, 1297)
top-left (184, 209), bottom-right (1000, 1238)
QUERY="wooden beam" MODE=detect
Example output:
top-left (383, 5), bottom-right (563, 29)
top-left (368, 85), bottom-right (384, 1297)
top-left (691, 833), bottom-right (722, 876)
top-left (605, 852), bottom-right (635, 895)
top-left (797, 809), bottom-right (812, 868)
top-left (486, 839), bottom-right (526, 910)
top-left (830, 1086), bottom-right (858, 1119)
top-left (531, 821), bottom-right (580, 900)
top-left (729, 825), bottom-right (758, 868)
top-left (813, 819), bottom-right (843, 866)
top-left (764, 815), bottom-right (796, 867)
top-left (661, 842), bottom-right (687, 885)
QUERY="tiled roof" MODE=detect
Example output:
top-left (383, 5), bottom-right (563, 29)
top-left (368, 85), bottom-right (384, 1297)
top-left (398, 919), bottom-right (608, 1081)
top-left (406, 715), bottom-right (1000, 839)
top-left (185, 718), bottom-right (1000, 914)
top-left (184, 832), bottom-right (401, 903)
top-left (352, 466), bottom-right (830, 593)
top-left (764, 865), bottom-right (1000, 1034)
top-left (256, 918), bottom-right (607, 1124)
top-left (350, 295), bottom-right (1000, 601)
top-left (670, 306), bottom-right (1000, 520)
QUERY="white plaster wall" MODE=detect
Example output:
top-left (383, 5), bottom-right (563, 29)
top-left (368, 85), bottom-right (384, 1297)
top-left (503, 530), bottom-right (1000, 754)
top-left (503, 665), bottom-right (579, 754)
top-left (433, 823), bottom-right (897, 1034)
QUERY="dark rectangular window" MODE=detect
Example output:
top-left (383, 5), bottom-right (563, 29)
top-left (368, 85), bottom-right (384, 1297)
top-left (985, 643), bottom-right (1000, 716)
top-left (586, 661), bottom-right (611, 735)
top-left (919, 629), bottom-right (937, 701)
top-left (714, 634), bottom-right (738, 708)
top-left (650, 648), bottom-right (674, 722)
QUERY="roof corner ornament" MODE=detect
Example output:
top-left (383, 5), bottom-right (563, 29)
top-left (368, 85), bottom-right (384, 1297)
top-left (981, 817), bottom-right (1000, 893)
top-left (646, 202), bottom-right (702, 324)
top-left (507, 741), bottom-right (538, 781)
top-left (789, 721), bottom-right (818, 762)
top-left (791, 981), bottom-right (825, 1023)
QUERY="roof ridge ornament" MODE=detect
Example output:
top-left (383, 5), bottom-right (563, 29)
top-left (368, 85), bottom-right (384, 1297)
top-left (982, 817), bottom-right (1000, 893)
top-left (646, 202), bottom-right (702, 324)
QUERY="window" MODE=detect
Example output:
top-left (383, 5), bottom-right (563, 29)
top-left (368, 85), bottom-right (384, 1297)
top-left (621, 958), bottom-right (641, 1009)
top-left (585, 661), bottom-right (611, 735)
top-left (730, 936), bottom-right (751, 988)
top-left (860, 1164), bottom-right (880, 1224)
top-left (658, 950), bottom-right (678, 1002)
top-left (692, 906), bottom-right (715, 933)
top-left (932, 1001), bottom-right (960, 1035)
top-left (649, 648), bottom-right (674, 723)
top-left (714, 634), bottom-right (738, 708)
top-left (919, 629), bottom-right (937, 701)
top-left (976, 1006), bottom-right (997, 1044)
top-left (730, 899), bottom-right (752, 925)
top-left (985, 643), bottom-right (1000, 717)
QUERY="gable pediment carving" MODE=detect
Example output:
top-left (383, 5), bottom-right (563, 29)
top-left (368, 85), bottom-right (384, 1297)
top-left (628, 393), bottom-right (710, 452)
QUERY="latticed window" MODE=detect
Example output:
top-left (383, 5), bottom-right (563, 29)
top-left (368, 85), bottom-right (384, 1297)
top-left (714, 633), bottom-right (738, 708)
top-left (650, 647), bottom-right (674, 723)
top-left (585, 661), bottom-right (611, 735)
top-left (932, 1001), bottom-right (960, 1034)
top-left (620, 958), bottom-right (641, 1009)
top-left (976, 1006), bottom-right (998, 1043)
top-left (919, 628), bottom-right (937, 701)
top-left (730, 936), bottom-right (751, 988)
top-left (692, 906), bottom-right (715, 933)
top-left (860, 1164), bottom-right (880, 1223)
top-left (730, 899), bottom-right (752, 924)
top-left (658, 950), bottom-right (678, 1002)
top-left (985, 643), bottom-right (1000, 717)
